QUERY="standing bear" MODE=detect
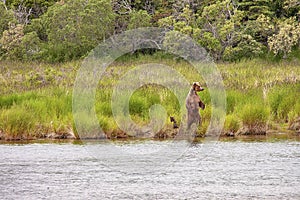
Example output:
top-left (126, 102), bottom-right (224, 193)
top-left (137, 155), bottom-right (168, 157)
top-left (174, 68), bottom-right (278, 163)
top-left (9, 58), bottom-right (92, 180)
top-left (185, 82), bottom-right (205, 130)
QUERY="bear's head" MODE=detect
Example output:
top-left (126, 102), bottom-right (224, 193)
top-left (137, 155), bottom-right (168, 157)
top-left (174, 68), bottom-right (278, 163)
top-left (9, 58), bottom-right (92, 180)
top-left (192, 82), bottom-right (204, 92)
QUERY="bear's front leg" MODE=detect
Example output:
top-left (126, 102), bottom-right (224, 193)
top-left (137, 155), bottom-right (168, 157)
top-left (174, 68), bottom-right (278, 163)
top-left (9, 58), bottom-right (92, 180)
top-left (199, 101), bottom-right (205, 110)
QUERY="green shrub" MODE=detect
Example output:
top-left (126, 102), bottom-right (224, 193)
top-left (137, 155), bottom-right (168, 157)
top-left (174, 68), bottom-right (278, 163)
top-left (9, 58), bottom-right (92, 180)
top-left (226, 90), bottom-right (244, 114)
top-left (197, 120), bottom-right (209, 136)
top-left (268, 90), bottom-right (284, 118)
top-left (268, 85), bottom-right (299, 121)
top-left (277, 96), bottom-right (295, 121)
top-left (144, 90), bottom-right (161, 107)
top-left (22, 98), bottom-right (48, 120)
top-left (288, 102), bottom-right (300, 124)
top-left (129, 96), bottom-right (148, 117)
top-left (0, 106), bottom-right (36, 138)
top-left (0, 92), bottom-right (38, 109)
top-left (96, 102), bottom-right (112, 116)
top-left (45, 95), bottom-right (72, 120)
top-left (201, 105), bottom-right (212, 122)
top-left (73, 111), bottom-right (102, 138)
top-left (98, 116), bottom-right (110, 132)
top-left (239, 103), bottom-right (269, 129)
top-left (224, 114), bottom-right (240, 133)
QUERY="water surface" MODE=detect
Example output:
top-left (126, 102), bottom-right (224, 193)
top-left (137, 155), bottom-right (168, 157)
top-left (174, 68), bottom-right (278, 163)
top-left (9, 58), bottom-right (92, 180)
top-left (0, 138), bottom-right (299, 199)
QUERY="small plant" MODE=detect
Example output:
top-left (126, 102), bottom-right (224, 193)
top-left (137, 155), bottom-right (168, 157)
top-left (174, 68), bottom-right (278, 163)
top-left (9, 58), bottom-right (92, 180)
top-left (0, 58), bottom-right (299, 139)
top-left (224, 114), bottom-right (240, 133)
top-left (0, 106), bottom-right (36, 139)
top-left (268, 84), bottom-right (299, 122)
top-left (226, 90), bottom-right (244, 114)
top-left (288, 102), bottom-right (300, 126)
top-left (129, 96), bottom-right (148, 118)
top-left (239, 103), bottom-right (269, 134)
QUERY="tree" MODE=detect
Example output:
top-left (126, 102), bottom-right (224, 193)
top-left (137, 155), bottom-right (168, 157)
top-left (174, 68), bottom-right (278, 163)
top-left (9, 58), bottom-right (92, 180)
top-left (268, 17), bottom-right (300, 58)
top-left (21, 31), bottom-right (41, 60)
top-left (158, 15), bottom-right (174, 30)
top-left (5, 0), bottom-right (57, 19)
top-left (41, 0), bottom-right (115, 61)
top-left (0, 1), bottom-right (16, 36)
top-left (252, 14), bottom-right (275, 45)
top-left (158, 5), bottom-right (196, 33)
top-left (24, 17), bottom-right (47, 41)
top-left (238, 0), bottom-right (273, 20)
top-left (284, 0), bottom-right (300, 17)
top-left (194, 0), bottom-right (244, 60)
top-left (128, 10), bottom-right (152, 29)
top-left (0, 23), bottom-right (24, 59)
top-left (223, 34), bottom-right (266, 61)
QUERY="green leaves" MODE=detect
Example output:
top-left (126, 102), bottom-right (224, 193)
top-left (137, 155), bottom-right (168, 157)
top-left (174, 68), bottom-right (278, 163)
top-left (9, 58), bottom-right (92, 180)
top-left (42, 0), bottom-right (115, 61)
top-left (0, 0), bottom-right (299, 62)
top-left (0, 2), bottom-right (16, 36)
top-left (268, 17), bottom-right (300, 58)
top-left (128, 10), bottom-right (151, 29)
top-left (196, 0), bottom-right (244, 60)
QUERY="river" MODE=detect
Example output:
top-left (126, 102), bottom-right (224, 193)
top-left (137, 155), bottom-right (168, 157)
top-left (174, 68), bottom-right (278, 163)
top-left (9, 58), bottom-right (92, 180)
top-left (0, 137), bottom-right (300, 199)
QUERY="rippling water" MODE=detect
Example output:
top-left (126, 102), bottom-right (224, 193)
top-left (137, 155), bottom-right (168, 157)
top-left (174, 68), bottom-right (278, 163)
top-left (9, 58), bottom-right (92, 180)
top-left (0, 138), bottom-right (299, 199)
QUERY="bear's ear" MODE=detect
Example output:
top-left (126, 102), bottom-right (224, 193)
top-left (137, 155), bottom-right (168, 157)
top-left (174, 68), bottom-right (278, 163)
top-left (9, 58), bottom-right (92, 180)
top-left (192, 82), bottom-right (200, 89)
top-left (192, 82), bottom-right (197, 89)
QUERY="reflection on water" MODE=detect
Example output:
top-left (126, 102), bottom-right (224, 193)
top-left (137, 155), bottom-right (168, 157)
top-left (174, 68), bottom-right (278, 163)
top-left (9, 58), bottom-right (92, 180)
top-left (0, 136), bottom-right (299, 199)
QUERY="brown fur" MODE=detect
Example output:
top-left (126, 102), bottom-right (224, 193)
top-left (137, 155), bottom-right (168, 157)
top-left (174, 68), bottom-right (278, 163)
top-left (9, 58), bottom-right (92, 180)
top-left (170, 116), bottom-right (179, 129)
top-left (186, 82), bottom-right (205, 129)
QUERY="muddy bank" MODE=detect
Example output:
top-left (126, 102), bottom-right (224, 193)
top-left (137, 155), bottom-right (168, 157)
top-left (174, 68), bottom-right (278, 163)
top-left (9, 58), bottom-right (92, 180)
top-left (0, 130), bottom-right (77, 141)
top-left (1, 123), bottom-right (299, 141)
top-left (289, 117), bottom-right (300, 134)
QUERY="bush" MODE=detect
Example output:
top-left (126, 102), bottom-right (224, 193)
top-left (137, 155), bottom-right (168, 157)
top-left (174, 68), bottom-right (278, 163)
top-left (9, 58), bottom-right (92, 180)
top-left (239, 103), bottom-right (269, 130)
top-left (277, 96), bottom-right (295, 121)
top-left (96, 102), bottom-right (112, 116)
top-left (288, 102), bottom-right (300, 125)
top-left (223, 35), bottom-right (266, 62)
top-left (0, 106), bottom-right (36, 139)
top-left (197, 120), bottom-right (209, 136)
top-left (268, 85), bottom-right (299, 121)
top-left (0, 88), bottom-right (73, 139)
top-left (129, 96), bottom-right (148, 117)
top-left (226, 90), bottom-right (244, 114)
top-left (41, 0), bottom-right (115, 62)
top-left (224, 114), bottom-right (240, 133)
top-left (0, 2), bottom-right (16, 35)
top-left (73, 111), bottom-right (102, 139)
top-left (0, 92), bottom-right (38, 109)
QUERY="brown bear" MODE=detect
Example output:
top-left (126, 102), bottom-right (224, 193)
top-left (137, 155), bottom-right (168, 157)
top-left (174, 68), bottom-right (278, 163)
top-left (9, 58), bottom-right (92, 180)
top-left (186, 82), bottom-right (205, 130)
top-left (170, 116), bottom-right (179, 129)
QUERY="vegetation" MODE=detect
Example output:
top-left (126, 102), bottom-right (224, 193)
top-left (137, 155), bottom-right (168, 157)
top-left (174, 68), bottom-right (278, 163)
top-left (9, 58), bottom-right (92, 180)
top-left (0, 0), bottom-right (299, 62)
top-left (0, 0), bottom-right (299, 139)
top-left (0, 57), bottom-right (299, 139)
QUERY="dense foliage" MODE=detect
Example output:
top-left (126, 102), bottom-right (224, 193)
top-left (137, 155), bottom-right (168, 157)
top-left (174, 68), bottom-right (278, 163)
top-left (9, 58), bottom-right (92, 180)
top-left (0, 59), bottom-right (299, 138)
top-left (0, 0), bottom-right (299, 62)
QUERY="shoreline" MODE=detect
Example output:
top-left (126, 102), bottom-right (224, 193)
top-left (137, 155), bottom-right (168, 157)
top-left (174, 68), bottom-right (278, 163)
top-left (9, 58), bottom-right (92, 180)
top-left (0, 127), bottom-right (299, 142)
top-left (1, 60), bottom-right (299, 141)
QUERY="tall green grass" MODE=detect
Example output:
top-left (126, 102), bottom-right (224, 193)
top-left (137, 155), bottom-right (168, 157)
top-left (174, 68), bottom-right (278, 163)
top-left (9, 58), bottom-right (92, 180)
top-left (268, 84), bottom-right (300, 122)
top-left (0, 58), bottom-right (299, 139)
top-left (0, 88), bottom-right (74, 139)
top-left (239, 103), bottom-right (269, 133)
top-left (224, 114), bottom-right (240, 133)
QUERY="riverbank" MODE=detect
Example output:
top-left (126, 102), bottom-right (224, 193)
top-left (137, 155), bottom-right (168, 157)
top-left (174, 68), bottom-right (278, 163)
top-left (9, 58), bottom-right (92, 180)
top-left (0, 57), bottom-right (299, 140)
